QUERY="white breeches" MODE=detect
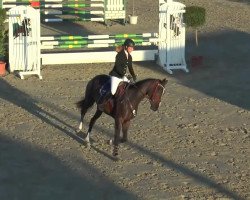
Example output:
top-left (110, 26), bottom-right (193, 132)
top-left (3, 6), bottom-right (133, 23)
top-left (111, 76), bottom-right (129, 95)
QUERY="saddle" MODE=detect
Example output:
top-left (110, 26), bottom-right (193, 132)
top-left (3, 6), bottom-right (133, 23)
top-left (115, 82), bottom-right (128, 99)
top-left (98, 80), bottom-right (129, 113)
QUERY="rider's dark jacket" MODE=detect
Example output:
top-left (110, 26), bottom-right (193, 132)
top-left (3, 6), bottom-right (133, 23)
top-left (109, 49), bottom-right (136, 80)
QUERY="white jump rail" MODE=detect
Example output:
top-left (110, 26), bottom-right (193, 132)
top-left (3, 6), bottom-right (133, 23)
top-left (7, 0), bottom-right (188, 79)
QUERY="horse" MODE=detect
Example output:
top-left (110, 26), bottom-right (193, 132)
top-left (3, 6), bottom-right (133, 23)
top-left (76, 74), bottom-right (168, 157)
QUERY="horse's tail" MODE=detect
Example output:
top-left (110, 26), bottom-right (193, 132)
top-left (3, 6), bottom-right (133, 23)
top-left (76, 99), bottom-right (85, 109)
top-left (76, 78), bottom-right (94, 109)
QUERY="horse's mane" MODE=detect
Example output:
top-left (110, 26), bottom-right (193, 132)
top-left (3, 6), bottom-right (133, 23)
top-left (134, 78), bottom-right (157, 87)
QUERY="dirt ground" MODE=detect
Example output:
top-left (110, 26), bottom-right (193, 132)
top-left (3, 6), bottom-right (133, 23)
top-left (0, 0), bottom-right (250, 199)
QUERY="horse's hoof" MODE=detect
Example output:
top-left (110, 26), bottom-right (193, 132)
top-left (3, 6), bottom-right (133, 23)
top-left (112, 155), bottom-right (120, 161)
top-left (109, 139), bottom-right (113, 145)
top-left (120, 138), bottom-right (127, 143)
top-left (75, 129), bottom-right (81, 133)
top-left (112, 151), bottom-right (118, 156)
top-left (85, 142), bottom-right (91, 149)
top-left (112, 153), bottom-right (118, 157)
top-left (84, 138), bottom-right (90, 143)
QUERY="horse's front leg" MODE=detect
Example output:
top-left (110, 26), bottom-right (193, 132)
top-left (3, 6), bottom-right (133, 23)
top-left (85, 109), bottom-right (103, 145)
top-left (113, 119), bottom-right (123, 156)
top-left (121, 120), bottom-right (131, 143)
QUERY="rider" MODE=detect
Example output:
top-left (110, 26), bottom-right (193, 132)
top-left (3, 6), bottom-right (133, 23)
top-left (109, 38), bottom-right (137, 95)
top-left (98, 38), bottom-right (137, 108)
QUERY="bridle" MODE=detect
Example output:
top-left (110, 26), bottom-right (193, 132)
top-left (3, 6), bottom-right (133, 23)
top-left (136, 81), bottom-right (165, 103)
top-left (124, 80), bottom-right (165, 117)
top-left (149, 81), bottom-right (165, 103)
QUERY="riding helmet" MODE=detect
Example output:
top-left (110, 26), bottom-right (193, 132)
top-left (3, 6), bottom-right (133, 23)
top-left (123, 38), bottom-right (135, 47)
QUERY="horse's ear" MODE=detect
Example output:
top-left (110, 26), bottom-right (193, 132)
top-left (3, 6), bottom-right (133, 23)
top-left (161, 78), bottom-right (168, 86)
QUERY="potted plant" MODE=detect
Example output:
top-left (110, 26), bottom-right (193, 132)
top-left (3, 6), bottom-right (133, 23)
top-left (129, 0), bottom-right (138, 24)
top-left (0, 8), bottom-right (7, 76)
top-left (184, 6), bottom-right (206, 67)
top-left (184, 6), bottom-right (206, 46)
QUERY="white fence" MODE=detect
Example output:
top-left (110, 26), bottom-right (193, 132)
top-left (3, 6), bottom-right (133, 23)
top-left (7, 0), bottom-right (188, 78)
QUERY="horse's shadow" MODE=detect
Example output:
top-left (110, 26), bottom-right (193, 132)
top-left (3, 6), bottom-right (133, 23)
top-left (84, 121), bottom-right (244, 200)
top-left (0, 78), bottom-right (111, 159)
top-left (76, 123), bottom-right (118, 161)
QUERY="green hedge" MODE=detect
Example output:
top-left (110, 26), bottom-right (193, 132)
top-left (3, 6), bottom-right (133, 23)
top-left (184, 6), bottom-right (206, 28)
top-left (0, 9), bottom-right (7, 60)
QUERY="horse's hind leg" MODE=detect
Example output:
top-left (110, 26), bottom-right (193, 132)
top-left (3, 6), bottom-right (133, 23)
top-left (77, 99), bottom-right (94, 132)
top-left (113, 119), bottom-right (123, 156)
top-left (85, 109), bottom-right (103, 145)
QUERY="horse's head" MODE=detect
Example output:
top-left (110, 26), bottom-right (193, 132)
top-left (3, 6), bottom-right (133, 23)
top-left (147, 78), bottom-right (168, 111)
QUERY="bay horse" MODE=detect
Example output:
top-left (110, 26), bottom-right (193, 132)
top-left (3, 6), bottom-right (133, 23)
top-left (76, 74), bottom-right (168, 157)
